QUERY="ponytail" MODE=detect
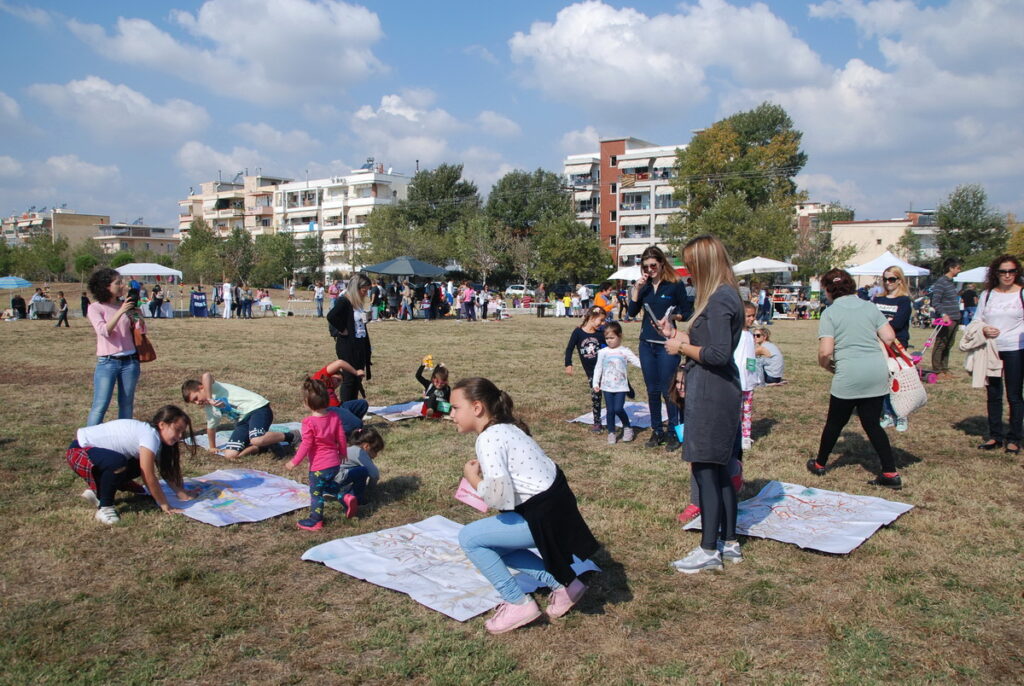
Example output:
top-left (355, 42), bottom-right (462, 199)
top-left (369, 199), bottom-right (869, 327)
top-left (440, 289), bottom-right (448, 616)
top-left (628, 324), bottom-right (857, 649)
top-left (453, 377), bottom-right (530, 436)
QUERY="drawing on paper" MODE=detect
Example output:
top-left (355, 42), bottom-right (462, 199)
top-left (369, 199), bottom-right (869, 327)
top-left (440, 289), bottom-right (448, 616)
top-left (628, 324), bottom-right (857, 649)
top-left (159, 468), bottom-right (309, 527)
top-left (368, 400), bottom-right (423, 422)
top-left (684, 480), bottom-right (913, 554)
top-left (302, 515), bottom-right (599, 621)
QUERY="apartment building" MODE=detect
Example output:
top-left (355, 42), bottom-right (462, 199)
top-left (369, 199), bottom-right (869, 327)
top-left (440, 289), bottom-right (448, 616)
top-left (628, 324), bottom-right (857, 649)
top-left (272, 159), bottom-right (408, 274)
top-left (563, 137), bottom-right (685, 266)
top-left (832, 210), bottom-right (939, 266)
top-left (93, 222), bottom-right (181, 256)
top-left (178, 173), bottom-right (291, 237)
top-left (2, 208), bottom-right (110, 248)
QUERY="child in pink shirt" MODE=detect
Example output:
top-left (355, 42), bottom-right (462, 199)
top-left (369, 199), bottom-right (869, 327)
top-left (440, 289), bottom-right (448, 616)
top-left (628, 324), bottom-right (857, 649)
top-left (286, 378), bottom-right (356, 530)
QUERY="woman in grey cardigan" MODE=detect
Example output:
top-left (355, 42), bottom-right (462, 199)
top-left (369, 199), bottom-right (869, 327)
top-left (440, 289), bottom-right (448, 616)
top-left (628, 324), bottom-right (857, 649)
top-left (660, 235), bottom-right (744, 574)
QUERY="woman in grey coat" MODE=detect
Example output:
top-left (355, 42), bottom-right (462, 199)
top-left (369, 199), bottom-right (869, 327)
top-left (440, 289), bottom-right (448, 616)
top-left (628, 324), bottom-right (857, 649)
top-left (660, 235), bottom-right (744, 573)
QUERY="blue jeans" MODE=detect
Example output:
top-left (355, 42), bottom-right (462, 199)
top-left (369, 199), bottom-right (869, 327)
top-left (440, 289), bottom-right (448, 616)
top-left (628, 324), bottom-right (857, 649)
top-left (603, 391), bottom-right (629, 433)
top-left (87, 355), bottom-right (141, 426)
top-left (459, 512), bottom-right (562, 603)
top-left (336, 465), bottom-right (369, 502)
top-left (326, 399), bottom-right (368, 436)
top-left (315, 298), bottom-right (323, 317)
top-left (987, 349), bottom-right (1024, 444)
top-left (963, 306), bottom-right (976, 326)
top-left (639, 340), bottom-right (680, 435)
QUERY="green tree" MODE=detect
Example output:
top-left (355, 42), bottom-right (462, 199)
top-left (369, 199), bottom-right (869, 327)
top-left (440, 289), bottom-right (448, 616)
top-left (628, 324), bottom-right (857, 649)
top-left (74, 254), bottom-right (99, 280)
top-left (936, 184), bottom-right (1007, 268)
top-left (177, 218), bottom-right (221, 284)
top-left (1006, 221), bottom-right (1024, 258)
top-left (297, 233), bottom-right (325, 284)
top-left (688, 192), bottom-right (796, 263)
top-left (358, 205), bottom-right (422, 264)
top-left (674, 102), bottom-right (807, 220)
top-left (221, 227), bottom-right (254, 283)
top-left (451, 214), bottom-right (502, 285)
top-left (499, 228), bottom-right (538, 286)
top-left (15, 235), bottom-right (69, 280)
top-left (405, 163), bottom-right (480, 234)
top-left (891, 227), bottom-right (923, 264)
top-left (0, 240), bottom-right (15, 276)
top-left (109, 251), bottom-right (134, 269)
top-left (794, 204), bottom-right (857, 279)
top-left (485, 168), bottom-right (571, 232)
top-left (251, 233), bottom-right (297, 287)
top-left (534, 216), bottom-right (609, 285)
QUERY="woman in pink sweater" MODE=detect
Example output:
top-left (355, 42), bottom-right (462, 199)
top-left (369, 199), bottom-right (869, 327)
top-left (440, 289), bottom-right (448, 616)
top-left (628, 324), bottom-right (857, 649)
top-left (287, 378), bottom-right (356, 530)
top-left (85, 268), bottom-right (144, 426)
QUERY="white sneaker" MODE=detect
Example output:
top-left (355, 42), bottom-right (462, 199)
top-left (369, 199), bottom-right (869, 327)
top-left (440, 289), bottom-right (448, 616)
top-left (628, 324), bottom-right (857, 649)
top-left (80, 489), bottom-right (99, 507)
top-left (607, 432), bottom-right (617, 444)
top-left (741, 437), bottom-right (753, 450)
top-left (95, 506), bottom-right (120, 525)
top-left (718, 540), bottom-right (743, 564)
top-left (879, 415), bottom-right (894, 429)
top-left (672, 546), bottom-right (723, 574)
top-left (621, 427), bottom-right (635, 442)
top-left (895, 417), bottom-right (909, 432)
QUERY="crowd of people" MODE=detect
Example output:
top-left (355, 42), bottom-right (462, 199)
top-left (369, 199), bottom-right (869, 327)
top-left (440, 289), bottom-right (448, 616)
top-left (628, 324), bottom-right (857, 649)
top-left (53, 241), bottom-right (1024, 635)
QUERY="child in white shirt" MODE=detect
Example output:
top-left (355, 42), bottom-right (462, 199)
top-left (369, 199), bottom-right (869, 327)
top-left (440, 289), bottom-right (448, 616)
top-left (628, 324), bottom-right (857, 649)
top-left (592, 321), bottom-right (642, 444)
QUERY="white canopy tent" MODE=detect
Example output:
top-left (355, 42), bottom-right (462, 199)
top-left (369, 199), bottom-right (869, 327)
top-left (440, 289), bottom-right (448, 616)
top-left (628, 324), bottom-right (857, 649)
top-left (954, 266), bottom-right (988, 283)
top-left (115, 262), bottom-right (183, 280)
top-left (732, 256), bottom-right (797, 275)
top-left (607, 265), bottom-right (642, 282)
top-left (847, 251), bottom-right (929, 277)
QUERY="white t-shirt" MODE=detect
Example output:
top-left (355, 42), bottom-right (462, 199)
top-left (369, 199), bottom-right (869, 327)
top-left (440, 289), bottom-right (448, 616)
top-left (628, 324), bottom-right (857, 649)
top-left (222, 283), bottom-right (233, 301)
top-left (733, 330), bottom-right (758, 392)
top-left (979, 289), bottom-right (1024, 352)
top-left (593, 346), bottom-right (642, 393)
top-left (314, 285), bottom-right (324, 300)
top-left (77, 419), bottom-right (162, 459)
top-left (473, 423), bottom-right (557, 510)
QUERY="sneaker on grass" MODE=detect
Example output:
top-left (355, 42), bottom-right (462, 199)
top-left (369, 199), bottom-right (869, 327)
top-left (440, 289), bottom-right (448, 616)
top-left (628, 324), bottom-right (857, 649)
top-left (645, 433), bottom-right (665, 448)
top-left (672, 546), bottom-right (723, 574)
top-left (589, 424), bottom-right (604, 434)
top-left (546, 579), bottom-right (587, 619)
top-left (342, 493), bottom-right (359, 519)
top-left (484, 598), bottom-right (543, 634)
top-left (297, 517), bottom-right (323, 531)
top-left (607, 432), bottom-right (617, 444)
top-left (621, 427), bottom-right (634, 443)
top-left (870, 473), bottom-right (902, 490)
top-left (95, 506), bottom-right (119, 525)
top-left (719, 540), bottom-right (743, 564)
top-left (895, 417), bottom-right (909, 432)
top-left (805, 458), bottom-right (827, 476)
top-left (677, 503), bottom-right (701, 524)
top-left (80, 489), bottom-right (99, 507)
top-left (880, 414), bottom-right (894, 429)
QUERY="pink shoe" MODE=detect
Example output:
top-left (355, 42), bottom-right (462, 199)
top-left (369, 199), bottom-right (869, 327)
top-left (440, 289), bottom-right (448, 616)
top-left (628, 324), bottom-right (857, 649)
top-left (342, 493), bottom-right (359, 518)
top-left (731, 474), bottom-right (744, 493)
top-left (484, 598), bottom-right (543, 634)
top-left (296, 518), bottom-right (323, 531)
top-left (677, 503), bottom-right (701, 524)
top-left (546, 579), bottom-right (587, 619)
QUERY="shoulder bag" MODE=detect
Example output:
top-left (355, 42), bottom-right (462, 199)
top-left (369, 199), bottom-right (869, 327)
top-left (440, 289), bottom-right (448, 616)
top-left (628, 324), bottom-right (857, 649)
top-left (886, 340), bottom-right (925, 417)
top-left (132, 318), bottom-right (157, 363)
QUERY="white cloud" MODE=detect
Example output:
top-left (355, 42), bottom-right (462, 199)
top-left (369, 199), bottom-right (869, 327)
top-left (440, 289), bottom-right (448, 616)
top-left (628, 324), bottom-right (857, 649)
top-left (176, 141), bottom-right (264, 181)
top-left (28, 76), bottom-right (209, 143)
top-left (41, 155), bottom-right (119, 188)
top-left (0, 1), bottom-right (51, 27)
top-left (0, 155), bottom-right (23, 178)
top-left (69, 0), bottom-right (384, 103)
top-left (0, 90), bottom-right (21, 124)
top-left (796, 173), bottom-right (867, 208)
top-left (509, 0), bottom-right (829, 115)
top-left (350, 92), bottom-right (462, 169)
top-left (459, 146), bottom-right (516, 196)
top-left (235, 122), bottom-right (319, 153)
top-left (559, 126), bottom-right (600, 154)
top-left (464, 44), bottom-right (499, 65)
top-left (477, 110), bottom-right (521, 137)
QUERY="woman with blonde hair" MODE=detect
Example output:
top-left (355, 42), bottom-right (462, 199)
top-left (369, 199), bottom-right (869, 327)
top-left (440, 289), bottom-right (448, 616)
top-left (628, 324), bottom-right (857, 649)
top-left (659, 235), bottom-right (744, 573)
top-left (873, 265), bottom-right (912, 431)
top-left (626, 246), bottom-right (692, 450)
top-left (327, 273), bottom-right (373, 402)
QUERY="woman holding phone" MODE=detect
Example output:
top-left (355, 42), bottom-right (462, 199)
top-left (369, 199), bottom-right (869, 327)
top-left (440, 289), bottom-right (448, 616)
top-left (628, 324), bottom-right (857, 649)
top-left (85, 268), bottom-right (143, 426)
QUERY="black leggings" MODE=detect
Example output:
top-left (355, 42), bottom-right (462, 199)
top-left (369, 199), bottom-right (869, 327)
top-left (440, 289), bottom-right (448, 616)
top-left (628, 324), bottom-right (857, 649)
top-left (815, 394), bottom-right (896, 473)
top-left (692, 462), bottom-right (737, 551)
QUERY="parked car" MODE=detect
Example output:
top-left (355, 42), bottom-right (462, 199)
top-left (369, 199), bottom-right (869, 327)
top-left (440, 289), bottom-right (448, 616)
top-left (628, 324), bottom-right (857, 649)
top-left (504, 284), bottom-right (535, 298)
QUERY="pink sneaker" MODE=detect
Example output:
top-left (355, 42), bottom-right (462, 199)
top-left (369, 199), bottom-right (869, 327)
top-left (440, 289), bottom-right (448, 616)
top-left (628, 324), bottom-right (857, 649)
top-left (677, 503), bottom-right (701, 524)
top-left (484, 598), bottom-right (543, 634)
top-left (342, 493), bottom-right (359, 518)
top-left (546, 578), bottom-right (587, 619)
top-left (296, 518), bottom-right (323, 531)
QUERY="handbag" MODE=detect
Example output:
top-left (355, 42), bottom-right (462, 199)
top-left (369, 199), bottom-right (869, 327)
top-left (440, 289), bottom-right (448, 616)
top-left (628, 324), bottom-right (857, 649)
top-left (132, 318), bottom-right (157, 363)
top-left (886, 341), bottom-right (925, 417)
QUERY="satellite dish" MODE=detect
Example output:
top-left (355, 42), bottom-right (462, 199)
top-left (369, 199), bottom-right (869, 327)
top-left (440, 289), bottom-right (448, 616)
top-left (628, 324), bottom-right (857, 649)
top-left (387, 167), bottom-right (392, 174)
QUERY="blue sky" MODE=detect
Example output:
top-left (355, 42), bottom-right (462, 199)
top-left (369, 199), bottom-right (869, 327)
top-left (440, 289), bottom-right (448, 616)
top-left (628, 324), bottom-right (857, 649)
top-left (1, 0), bottom-right (1021, 227)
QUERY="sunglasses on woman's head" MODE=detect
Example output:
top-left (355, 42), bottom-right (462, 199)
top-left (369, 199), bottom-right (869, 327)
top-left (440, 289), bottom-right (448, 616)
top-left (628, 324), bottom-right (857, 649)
top-left (997, 268), bottom-right (1019, 275)
top-left (883, 276), bottom-right (900, 283)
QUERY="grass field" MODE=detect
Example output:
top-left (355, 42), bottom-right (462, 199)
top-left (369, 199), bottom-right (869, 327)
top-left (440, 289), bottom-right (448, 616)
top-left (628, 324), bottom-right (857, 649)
top-left (1, 295), bottom-right (1021, 685)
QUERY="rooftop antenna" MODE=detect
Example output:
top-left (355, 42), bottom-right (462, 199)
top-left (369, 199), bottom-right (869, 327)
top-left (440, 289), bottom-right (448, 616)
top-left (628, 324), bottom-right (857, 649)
top-left (133, 217), bottom-right (144, 225)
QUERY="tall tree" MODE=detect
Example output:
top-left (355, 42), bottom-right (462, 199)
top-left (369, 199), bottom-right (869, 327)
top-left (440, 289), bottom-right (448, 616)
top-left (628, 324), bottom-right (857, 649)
top-left (177, 218), bottom-right (221, 284)
top-left (358, 205), bottom-right (423, 264)
top-left (1005, 220), bottom-right (1024, 258)
top-left (109, 251), bottom-right (134, 269)
top-left (451, 214), bottom-right (502, 286)
top-left (404, 163), bottom-right (480, 234)
top-left (688, 192), bottom-right (796, 263)
top-left (14, 235), bottom-right (68, 280)
top-left (534, 216), bottom-right (610, 285)
top-left (936, 184), bottom-right (1007, 267)
top-left (499, 229), bottom-right (538, 286)
top-left (674, 102), bottom-right (807, 220)
top-left (297, 234), bottom-right (325, 284)
top-left (485, 168), bottom-right (571, 232)
top-left (221, 227), bottom-right (254, 283)
top-left (794, 204), bottom-right (858, 279)
top-left (251, 233), bottom-right (297, 287)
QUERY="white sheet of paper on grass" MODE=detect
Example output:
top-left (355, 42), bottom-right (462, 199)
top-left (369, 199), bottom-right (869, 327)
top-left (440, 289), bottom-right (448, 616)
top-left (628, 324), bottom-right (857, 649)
top-left (159, 468), bottom-right (309, 526)
top-left (186, 421), bottom-right (303, 450)
top-left (569, 401), bottom-right (666, 429)
top-left (302, 515), bottom-right (599, 621)
top-left (683, 480), bottom-right (913, 555)
top-left (368, 400), bottom-right (424, 422)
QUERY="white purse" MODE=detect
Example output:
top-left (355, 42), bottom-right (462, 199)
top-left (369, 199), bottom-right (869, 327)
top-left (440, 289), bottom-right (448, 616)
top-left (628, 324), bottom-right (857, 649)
top-left (887, 342), bottom-right (927, 418)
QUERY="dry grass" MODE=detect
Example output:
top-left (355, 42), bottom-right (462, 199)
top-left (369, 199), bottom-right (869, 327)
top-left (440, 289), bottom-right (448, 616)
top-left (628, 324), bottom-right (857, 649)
top-left (1, 293), bottom-right (1022, 685)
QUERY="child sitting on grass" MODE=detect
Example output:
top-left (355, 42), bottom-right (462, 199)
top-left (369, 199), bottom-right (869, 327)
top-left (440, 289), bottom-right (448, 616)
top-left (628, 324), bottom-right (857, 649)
top-left (334, 426), bottom-right (384, 508)
top-left (286, 378), bottom-right (356, 529)
top-left (181, 372), bottom-right (293, 460)
top-left (416, 360), bottom-right (451, 418)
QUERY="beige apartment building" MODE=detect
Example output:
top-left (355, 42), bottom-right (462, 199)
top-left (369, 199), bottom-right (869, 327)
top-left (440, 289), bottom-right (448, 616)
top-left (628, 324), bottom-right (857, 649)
top-left (2, 209), bottom-right (110, 248)
top-left (178, 173), bottom-right (291, 237)
top-left (93, 223), bottom-right (181, 256)
top-left (832, 211), bottom-right (938, 267)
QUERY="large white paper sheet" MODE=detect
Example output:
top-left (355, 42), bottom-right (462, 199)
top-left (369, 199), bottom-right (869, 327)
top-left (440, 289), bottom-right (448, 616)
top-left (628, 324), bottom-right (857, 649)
top-left (684, 481), bottom-right (913, 554)
top-left (302, 515), bottom-right (599, 621)
top-left (368, 400), bottom-right (424, 422)
top-left (159, 468), bottom-right (309, 526)
top-left (187, 421), bottom-right (302, 450)
top-left (570, 401), bottom-right (667, 429)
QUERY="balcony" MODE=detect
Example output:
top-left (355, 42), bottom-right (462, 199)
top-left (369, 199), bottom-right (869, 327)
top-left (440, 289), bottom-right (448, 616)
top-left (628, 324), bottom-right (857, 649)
top-left (245, 205), bottom-right (273, 216)
top-left (619, 201), bottom-right (650, 212)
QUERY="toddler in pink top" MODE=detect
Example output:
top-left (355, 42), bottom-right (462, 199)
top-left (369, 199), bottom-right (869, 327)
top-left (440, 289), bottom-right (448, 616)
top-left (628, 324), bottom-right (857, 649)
top-left (286, 378), bottom-right (356, 530)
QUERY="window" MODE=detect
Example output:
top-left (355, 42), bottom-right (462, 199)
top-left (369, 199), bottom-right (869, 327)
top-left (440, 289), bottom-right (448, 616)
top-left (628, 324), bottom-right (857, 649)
top-left (876, 238), bottom-right (882, 245)
top-left (610, 235), bottom-right (616, 245)
top-left (610, 183), bottom-right (616, 193)
top-left (609, 155), bottom-right (617, 166)
top-left (610, 210), bottom-right (617, 222)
